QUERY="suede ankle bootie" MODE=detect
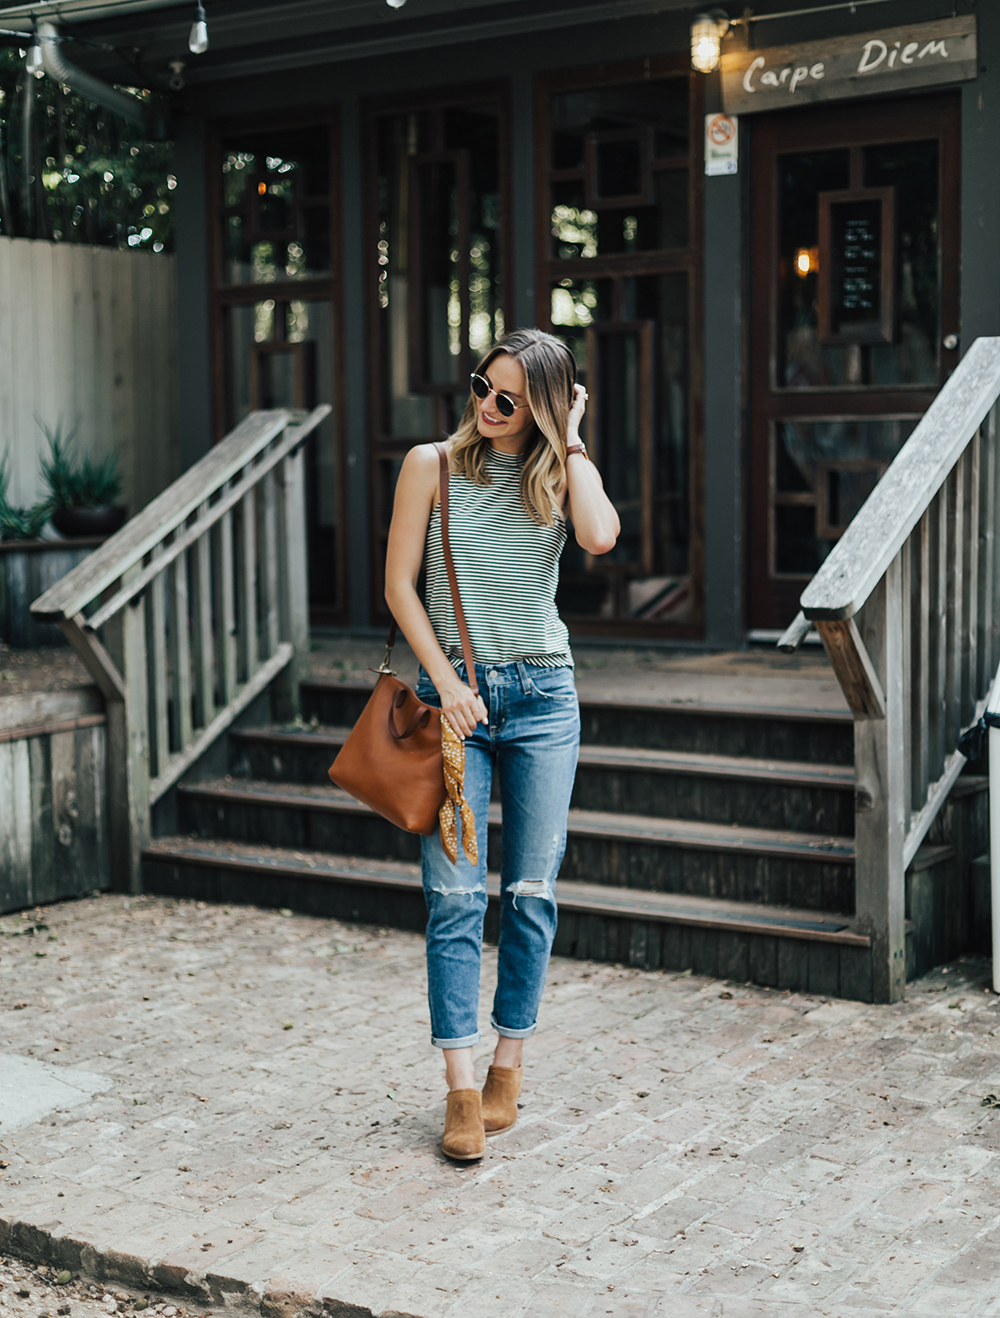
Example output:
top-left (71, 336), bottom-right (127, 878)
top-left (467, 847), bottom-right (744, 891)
top-left (442, 1088), bottom-right (486, 1161)
top-left (481, 1064), bottom-right (522, 1135)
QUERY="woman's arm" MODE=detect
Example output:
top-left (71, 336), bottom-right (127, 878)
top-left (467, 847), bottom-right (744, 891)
top-left (384, 444), bottom-right (488, 738)
top-left (563, 385), bottom-right (621, 556)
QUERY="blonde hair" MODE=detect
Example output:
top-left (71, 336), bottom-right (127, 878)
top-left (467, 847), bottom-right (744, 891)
top-left (449, 329), bottom-right (577, 527)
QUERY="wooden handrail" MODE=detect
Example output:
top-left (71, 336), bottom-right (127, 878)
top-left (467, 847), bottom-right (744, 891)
top-left (800, 337), bottom-right (1000, 622)
top-left (80, 414), bottom-right (320, 633)
top-left (31, 409), bottom-right (323, 622)
top-left (28, 407), bottom-right (328, 897)
top-left (781, 337), bottom-right (1000, 1004)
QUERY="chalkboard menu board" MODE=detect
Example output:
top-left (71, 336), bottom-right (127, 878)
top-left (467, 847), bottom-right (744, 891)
top-left (817, 186), bottom-right (895, 345)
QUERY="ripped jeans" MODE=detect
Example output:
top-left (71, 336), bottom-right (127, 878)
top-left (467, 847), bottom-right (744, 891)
top-left (416, 660), bottom-right (580, 1048)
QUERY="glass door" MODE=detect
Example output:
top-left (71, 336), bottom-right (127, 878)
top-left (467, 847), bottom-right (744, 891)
top-left (537, 60), bottom-right (703, 638)
top-left (748, 95), bottom-right (960, 630)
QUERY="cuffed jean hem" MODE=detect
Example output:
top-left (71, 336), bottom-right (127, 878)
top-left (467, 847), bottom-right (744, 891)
top-left (491, 1015), bottom-right (538, 1039)
top-left (431, 1031), bottom-right (481, 1049)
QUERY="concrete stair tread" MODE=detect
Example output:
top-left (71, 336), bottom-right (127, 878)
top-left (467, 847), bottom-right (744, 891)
top-left (230, 724), bottom-right (855, 789)
top-left (144, 836), bottom-right (870, 947)
top-left (177, 775), bottom-right (856, 862)
top-left (299, 676), bottom-right (853, 724)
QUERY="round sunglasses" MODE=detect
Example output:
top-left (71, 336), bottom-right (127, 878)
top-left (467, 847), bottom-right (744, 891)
top-left (470, 372), bottom-right (530, 419)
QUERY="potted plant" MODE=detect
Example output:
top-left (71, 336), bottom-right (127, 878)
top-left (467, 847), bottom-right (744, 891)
top-left (0, 453), bottom-right (50, 542)
top-left (0, 451), bottom-right (99, 648)
top-left (41, 424), bottom-right (128, 538)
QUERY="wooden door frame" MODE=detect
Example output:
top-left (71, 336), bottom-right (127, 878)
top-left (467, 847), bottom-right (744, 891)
top-left (534, 56), bottom-right (705, 641)
top-left (747, 92), bottom-right (961, 631)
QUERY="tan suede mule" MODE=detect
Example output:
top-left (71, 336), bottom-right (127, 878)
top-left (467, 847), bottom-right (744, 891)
top-left (481, 1064), bottom-right (522, 1135)
top-left (441, 1088), bottom-right (486, 1160)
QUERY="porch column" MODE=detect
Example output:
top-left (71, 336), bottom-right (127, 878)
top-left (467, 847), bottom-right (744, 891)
top-left (510, 71), bottom-right (536, 332)
top-left (340, 93), bottom-right (372, 628)
top-left (702, 84), bottom-right (744, 649)
top-left (173, 113), bottom-right (213, 472)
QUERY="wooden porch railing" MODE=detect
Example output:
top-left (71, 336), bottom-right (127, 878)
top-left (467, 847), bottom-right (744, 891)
top-left (780, 337), bottom-right (1000, 1002)
top-left (30, 406), bottom-right (329, 893)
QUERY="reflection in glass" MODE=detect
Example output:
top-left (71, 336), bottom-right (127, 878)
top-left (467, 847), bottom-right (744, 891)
top-left (550, 80), bottom-right (689, 263)
top-left (779, 140), bottom-right (939, 388)
top-left (374, 103), bottom-right (504, 440)
top-left (225, 298), bottom-right (340, 612)
top-left (554, 274), bottom-right (690, 622)
top-left (773, 417), bottom-right (917, 574)
top-left (220, 124), bottom-right (331, 284)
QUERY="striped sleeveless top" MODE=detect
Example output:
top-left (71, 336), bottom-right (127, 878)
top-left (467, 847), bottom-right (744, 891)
top-left (424, 445), bottom-right (572, 669)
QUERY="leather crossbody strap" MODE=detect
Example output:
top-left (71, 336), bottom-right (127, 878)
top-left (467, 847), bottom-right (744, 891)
top-left (384, 442), bottom-right (479, 696)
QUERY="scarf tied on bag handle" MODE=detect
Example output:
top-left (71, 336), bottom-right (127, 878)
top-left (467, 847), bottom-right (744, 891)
top-left (439, 713), bottom-right (478, 866)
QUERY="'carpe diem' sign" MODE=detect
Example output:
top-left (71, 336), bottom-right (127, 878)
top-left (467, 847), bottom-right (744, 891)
top-left (721, 16), bottom-right (976, 115)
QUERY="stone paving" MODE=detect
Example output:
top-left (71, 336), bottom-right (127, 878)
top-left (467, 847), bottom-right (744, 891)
top-left (2, 894), bottom-right (1000, 1317)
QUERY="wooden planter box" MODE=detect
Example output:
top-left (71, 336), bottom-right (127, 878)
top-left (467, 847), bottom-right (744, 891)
top-left (0, 538), bottom-right (105, 648)
top-left (0, 684), bottom-right (109, 912)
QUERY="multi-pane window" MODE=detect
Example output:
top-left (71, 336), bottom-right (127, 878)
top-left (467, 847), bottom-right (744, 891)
top-left (539, 62), bottom-right (702, 635)
top-left (368, 93), bottom-right (508, 614)
top-left (212, 117), bottom-right (344, 622)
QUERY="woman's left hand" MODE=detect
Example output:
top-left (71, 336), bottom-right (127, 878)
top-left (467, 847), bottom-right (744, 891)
top-left (567, 383), bottom-right (588, 438)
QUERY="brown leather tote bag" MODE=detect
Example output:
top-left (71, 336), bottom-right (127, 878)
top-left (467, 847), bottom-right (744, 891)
top-left (327, 443), bottom-right (479, 835)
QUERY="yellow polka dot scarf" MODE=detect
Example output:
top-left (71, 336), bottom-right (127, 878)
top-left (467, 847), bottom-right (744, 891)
top-left (439, 714), bottom-right (478, 866)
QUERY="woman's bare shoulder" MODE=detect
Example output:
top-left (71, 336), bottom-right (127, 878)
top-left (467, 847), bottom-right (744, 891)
top-left (396, 443), bottom-right (444, 508)
top-left (402, 442), bottom-right (446, 476)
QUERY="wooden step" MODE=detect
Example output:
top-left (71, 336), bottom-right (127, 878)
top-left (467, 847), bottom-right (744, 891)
top-left (143, 836), bottom-right (875, 998)
top-left (175, 775), bottom-right (856, 911)
top-left (179, 776), bottom-right (855, 861)
top-left (230, 724), bottom-right (854, 787)
top-left (300, 678), bottom-right (855, 765)
top-left (229, 725), bottom-right (856, 833)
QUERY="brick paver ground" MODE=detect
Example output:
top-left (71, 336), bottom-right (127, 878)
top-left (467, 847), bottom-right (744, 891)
top-left (2, 895), bottom-right (1000, 1317)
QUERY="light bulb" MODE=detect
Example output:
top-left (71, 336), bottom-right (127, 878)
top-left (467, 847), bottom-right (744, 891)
top-left (189, 17), bottom-right (208, 53)
top-left (691, 12), bottom-right (727, 74)
top-left (386, 0), bottom-right (407, 8)
top-left (25, 41), bottom-right (43, 75)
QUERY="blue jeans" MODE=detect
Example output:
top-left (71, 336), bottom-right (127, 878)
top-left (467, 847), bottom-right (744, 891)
top-left (416, 660), bottom-right (581, 1048)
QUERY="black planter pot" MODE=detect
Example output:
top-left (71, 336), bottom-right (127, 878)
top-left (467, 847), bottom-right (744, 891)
top-left (52, 505), bottom-right (128, 538)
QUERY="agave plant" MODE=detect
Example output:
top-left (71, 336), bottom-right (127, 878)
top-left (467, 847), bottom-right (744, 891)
top-left (39, 421), bottom-right (122, 510)
top-left (0, 452), bottom-right (51, 542)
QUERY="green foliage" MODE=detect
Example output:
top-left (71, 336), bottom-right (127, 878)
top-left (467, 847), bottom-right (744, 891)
top-left (0, 451), bottom-right (50, 541)
top-left (0, 47), bottom-right (174, 250)
top-left (39, 422), bottom-right (122, 509)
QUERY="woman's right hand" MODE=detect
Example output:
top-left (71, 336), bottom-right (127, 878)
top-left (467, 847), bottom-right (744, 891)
top-left (438, 677), bottom-right (488, 739)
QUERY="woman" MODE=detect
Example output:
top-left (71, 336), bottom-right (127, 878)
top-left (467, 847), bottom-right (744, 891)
top-left (385, 328), bottom-right (620, 1160)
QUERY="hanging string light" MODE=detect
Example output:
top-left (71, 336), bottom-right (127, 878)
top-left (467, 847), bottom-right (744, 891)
top-left (188, 0), bottom-right (208, 54)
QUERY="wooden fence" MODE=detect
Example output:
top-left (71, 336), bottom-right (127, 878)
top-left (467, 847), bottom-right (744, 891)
top-left (781, 337), bottom-right (1000, 1002)
top-left (0, 237), bottom-right (177, 517)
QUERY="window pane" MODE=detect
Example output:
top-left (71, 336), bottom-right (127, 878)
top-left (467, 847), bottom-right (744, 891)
top-left (549, 80), bottom-right (690, 262)
top-left (224, 299), bottom-right (342, 611)
top-left (773, 417), bottom-right (918, 575)
top-left (778, 141), bottom-right (940, 388)
top-left (555, 273), bottom-right (690, 622)
top-left (374, 103), bottom-right (504, 440)
top-left (220, 124), bottom-right (331, 285)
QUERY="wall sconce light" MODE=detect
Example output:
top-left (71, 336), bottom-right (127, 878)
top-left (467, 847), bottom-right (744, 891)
top-left (794, 247), bottom-right (819, 278)
top-left (690, 11), bottom-right (730, 74)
